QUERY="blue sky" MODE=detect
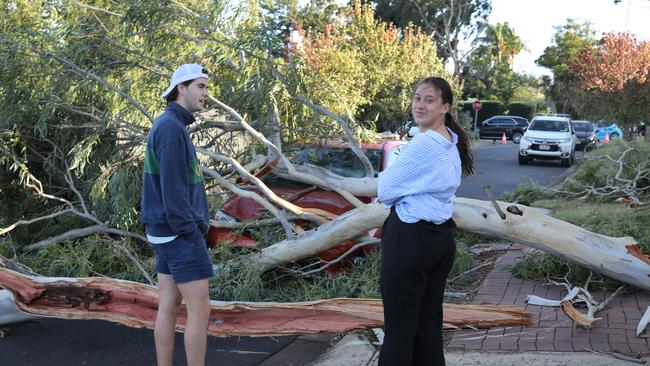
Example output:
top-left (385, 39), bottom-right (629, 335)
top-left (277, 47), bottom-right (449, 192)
top-left (489, 0), bottom-right (650, 76)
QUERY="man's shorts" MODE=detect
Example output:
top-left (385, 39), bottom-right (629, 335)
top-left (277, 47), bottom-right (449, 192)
top-left (151, 233), bottom-right (214, 284)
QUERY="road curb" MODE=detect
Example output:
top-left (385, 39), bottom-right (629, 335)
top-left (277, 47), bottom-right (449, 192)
top-left (308, 330), bottom-right (378, 366)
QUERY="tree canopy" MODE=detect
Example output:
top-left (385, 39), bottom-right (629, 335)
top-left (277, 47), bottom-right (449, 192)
top-left (0, 0), bottom-right (455, 283)
top-left (536, 19), bottom-right (598, 114)
top-left (570, 32), bottom-right (650, 128)
top-left (371, 0), bottom-right (492, 77)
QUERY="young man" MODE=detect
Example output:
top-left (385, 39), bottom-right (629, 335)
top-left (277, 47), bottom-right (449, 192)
top-left (141, 63), bottom-right (213, 366)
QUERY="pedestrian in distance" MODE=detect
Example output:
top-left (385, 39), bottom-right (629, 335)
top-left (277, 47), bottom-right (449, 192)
top-left (638, 121), bottom-right (646, 138)
top-left (377, 76), bottom-right (474, 366)
top-left (141, 63), bottom-right (214, 366)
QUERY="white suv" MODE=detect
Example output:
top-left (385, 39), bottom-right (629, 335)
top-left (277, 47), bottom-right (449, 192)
top-left (518, 115), bottom-right (576, 167)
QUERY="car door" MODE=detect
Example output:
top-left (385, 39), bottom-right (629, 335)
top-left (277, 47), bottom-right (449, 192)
top-left (480, 119), bottom-right (499, 138)
top-left (498, 119), bottom-right (517, 137)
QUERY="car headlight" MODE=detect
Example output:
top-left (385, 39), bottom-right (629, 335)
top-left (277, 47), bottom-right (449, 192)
top-left (522, 136), bottom-right (531, 143)
top-left (561, 138), bottom-right (572, 143)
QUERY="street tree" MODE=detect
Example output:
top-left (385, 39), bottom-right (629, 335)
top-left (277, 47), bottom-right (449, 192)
top-left (481, 22), bottom-right (524, 65)
top-left (1, 0), bottom-right (648, 336)
top-left (536, 19), bottom-right (598, 114)
top-left (298, 1), bottom-right (451, 133)
top-left (371, 0), bottom-right (492, 77)
top-left (570, 32), bottom-right (650, 134)
top-left (461, 22), bottom-right (537, 105)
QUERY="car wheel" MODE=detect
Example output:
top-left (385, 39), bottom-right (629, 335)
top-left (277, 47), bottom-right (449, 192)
top-left (518, 154), bottom-right (529, 165)
top-left (512, 132), bottom-right (523, 144)
top-left (610, 133), bottom-right (619, 140)
top-left (561, 152), bottom-right (574, 167)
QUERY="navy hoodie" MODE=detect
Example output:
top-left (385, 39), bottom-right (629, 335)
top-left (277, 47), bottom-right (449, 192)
top-left (141, 102), bottom-right (209, 239)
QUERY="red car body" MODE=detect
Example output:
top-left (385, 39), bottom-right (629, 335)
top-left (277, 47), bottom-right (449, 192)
top-left (207, 139), bottom-right (406, 273)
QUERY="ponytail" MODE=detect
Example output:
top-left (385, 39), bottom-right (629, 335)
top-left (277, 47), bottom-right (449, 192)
top-left (417, 77), bottom-right (474, 176)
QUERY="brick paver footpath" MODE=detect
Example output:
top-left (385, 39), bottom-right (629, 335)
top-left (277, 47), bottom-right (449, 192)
top-left (448, 244), bottom-right (650, 355)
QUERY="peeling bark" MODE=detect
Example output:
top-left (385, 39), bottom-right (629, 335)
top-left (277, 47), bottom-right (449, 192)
top-left (242, 197), bottom-right (650, 292)
top-left (452, 197), bottom-right (650, 291)
top-left (0, 268), bottom-right (533, 335)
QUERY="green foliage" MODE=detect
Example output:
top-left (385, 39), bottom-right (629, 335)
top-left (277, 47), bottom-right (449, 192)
top-left (557, 141), bottom-right (650, 202)
top-left (372, 0), bottom-right (492, 63)
top-left (499, 180), bottom-right (554, 206)
top-left (507, 102), bottom-right (536, 120)
top-left (257, 0), bottom-right (346, 36)
top-left (535, 19), bottom-right (597, 114)
top-left (453, 228), bottom-right (497, 247)
top-left (299, 1), bottom-right (453, 133)
top-left (209, 247), bottom-right (382, 301)
top-left (510, 251), bottom-right (622, 291)
top-left (461, 22), bottom-right (541, 106)
top-left (208, 239), bottom-right (478, 301)
top-left (1, 236), bottom-right (155, 283)
top-left (449, 242), bottom-right (475, 280)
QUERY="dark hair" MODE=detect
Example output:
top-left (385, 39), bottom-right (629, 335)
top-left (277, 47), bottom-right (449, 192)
top-left (416, 77), bottom-right (475, 176)
top-left (165, 68), bottom-right (209, 104)
top-left (165, 80), bottom-right (194, 104)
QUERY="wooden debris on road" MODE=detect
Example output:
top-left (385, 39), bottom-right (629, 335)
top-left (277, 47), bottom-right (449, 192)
top-left (0, 268), bottom-right (533, 336)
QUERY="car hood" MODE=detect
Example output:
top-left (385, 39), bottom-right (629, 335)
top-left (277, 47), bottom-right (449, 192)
top-left (524, 131), bottom-right (571, 139)
top-left (575, 131), bottom-right (593, 138)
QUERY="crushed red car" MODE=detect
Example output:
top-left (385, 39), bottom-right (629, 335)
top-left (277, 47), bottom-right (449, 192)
top-left (206, 138), bottom-right (407, 274)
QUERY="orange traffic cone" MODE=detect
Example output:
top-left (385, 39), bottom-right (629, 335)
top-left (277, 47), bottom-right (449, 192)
top-left (501, 132), bottom-right (507, 144)
top-left (603, 131), bottom-right (610, 143)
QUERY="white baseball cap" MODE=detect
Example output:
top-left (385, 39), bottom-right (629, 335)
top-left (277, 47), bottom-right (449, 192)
top-left (161, 63), bottom-right (209, 99)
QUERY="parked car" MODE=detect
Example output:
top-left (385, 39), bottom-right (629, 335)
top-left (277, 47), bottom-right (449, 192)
top-left (571, 120), bottom-right (597, 151)
top-left (207, 139), bottom-right (407, 274)
top-left (477, 115), bottom-right (529, 143)
top-left (518, 115), bottom-right (576, 167)
top-left (594, 120), bottom-right (623, 141)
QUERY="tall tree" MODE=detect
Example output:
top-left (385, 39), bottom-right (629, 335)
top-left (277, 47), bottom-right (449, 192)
top-left (299, 1), bottom-right (451, 132)
top-left (536, 19), bottom-right (597, 114)
top-left (461, 22), bottom-right (531, 105)
top-left (257, 0), bottom-right (346, 37)
top-left (570, 32), bottom-right (650, 131)
top-left (482, 22), bottom-right (524, 65)
top-left (371, 0), bottom-right (492, 77)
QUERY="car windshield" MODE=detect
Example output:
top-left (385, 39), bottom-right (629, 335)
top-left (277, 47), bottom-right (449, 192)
top-left (572, 122), bottom-right (593, 132)
top-left (594, 121), bottom-right (612, 128)
top-left (287, 147), bottom-right (382, 178)
top-left (529, 119), bottom-right (570, 132)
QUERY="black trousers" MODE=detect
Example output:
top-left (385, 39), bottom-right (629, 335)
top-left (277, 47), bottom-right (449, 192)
top-left (379, 208), bottom-right (456, 366)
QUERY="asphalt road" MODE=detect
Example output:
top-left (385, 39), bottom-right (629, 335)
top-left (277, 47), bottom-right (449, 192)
top-left (0, 318), bottom-right (301, 366)
top-left (456, 141), bottom-right (572, 199)
top-left (0, 141), bottom-right (571, 366)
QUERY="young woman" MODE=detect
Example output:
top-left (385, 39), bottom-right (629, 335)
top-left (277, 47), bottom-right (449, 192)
top-left (377, 76), bottom-right (474, 365)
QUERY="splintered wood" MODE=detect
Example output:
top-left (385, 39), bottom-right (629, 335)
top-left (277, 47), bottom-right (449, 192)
top-left (0, 268), bottom-right (532, 335)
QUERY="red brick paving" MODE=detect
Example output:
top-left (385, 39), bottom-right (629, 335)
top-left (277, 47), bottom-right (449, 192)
top-left (447, 244), bottom-right (650, 355)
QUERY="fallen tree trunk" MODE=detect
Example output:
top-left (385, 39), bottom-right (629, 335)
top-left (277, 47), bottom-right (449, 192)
top-left (247, 197), bottom-right (650, 291)
top-left (452, 197), bottom-right (649, 291)
top-left (0, 268), bottom-right (532, 335)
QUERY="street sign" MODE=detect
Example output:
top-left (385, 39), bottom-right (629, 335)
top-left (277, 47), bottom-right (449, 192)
top-left (472, 100), bottom-right (481, 132)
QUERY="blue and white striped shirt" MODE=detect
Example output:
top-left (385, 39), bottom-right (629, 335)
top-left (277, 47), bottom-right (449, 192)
top-left (378, 128), bottom-right (461, 224)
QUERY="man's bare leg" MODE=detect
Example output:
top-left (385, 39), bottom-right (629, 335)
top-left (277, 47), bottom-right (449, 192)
top-left (154, 273), bottom-right (182, 366)
top-left (178, 279), bottom-right (210, 366)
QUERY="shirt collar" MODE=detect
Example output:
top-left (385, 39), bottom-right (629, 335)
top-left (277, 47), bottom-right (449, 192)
top-left (165, 102), bottom-right (196, 126)
top-left (424, 127), bottom-right (458, 148)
